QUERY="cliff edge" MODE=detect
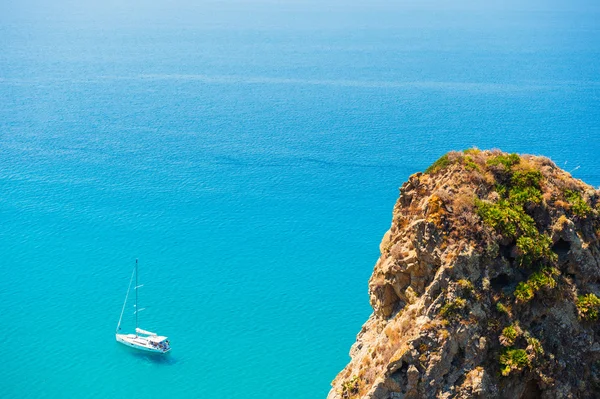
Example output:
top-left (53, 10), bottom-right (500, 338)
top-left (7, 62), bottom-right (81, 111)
top-left (328, 149), bottom-right (600, 399)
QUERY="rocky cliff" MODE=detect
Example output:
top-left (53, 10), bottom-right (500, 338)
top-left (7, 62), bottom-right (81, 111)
top-left (328, 150), bottom-right (600, 399)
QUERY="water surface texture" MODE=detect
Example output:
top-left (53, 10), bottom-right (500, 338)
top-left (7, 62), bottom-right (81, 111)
top-left (1, 1), bottom-right (599, 397)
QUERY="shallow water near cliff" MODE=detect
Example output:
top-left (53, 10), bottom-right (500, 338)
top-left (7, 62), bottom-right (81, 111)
top-left (1, 1), bottom-right (599, 398)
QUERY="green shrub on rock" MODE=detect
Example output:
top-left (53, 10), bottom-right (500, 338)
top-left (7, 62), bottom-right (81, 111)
top-left (496, 302), bottom-right (509, 314)
top-left (475, 199), bottom-right (536, 239)
top-left (514, 267), bottom-right (560, 303)
top-left (526, 337), bottom-right (544, 356)
top-left (514, 282), bottom-right (534, 303)
top-left (509, 170), bottom-right (543, 205)
top-left (528, 267), bottom-right (559, 290)
top-left (577, 293), bottom-right (600, 321)
top-left (341, 376), bottom-right (360, 398)
top-left (425, 154), bottom-right (451, 175)
top-left (487, 153), bottom-right (520, 169)
top-left (565, 190), bottom-right (592, 218)
top-left (499, 348), bottom-right (529, 376)
top-left (440, 298), bottom-right (467, 321)
top-left (457, 279), bottom-right (475, 294)
top-left (516, 235), bottom-right (557, 267)
top-left (500, 324), bottom-right (521, 346)
top-left (463, 156), bottom-right (480, 171)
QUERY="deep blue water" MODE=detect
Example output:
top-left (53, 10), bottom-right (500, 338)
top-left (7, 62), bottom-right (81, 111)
top-left (1, 1), bottom-right (599, 397)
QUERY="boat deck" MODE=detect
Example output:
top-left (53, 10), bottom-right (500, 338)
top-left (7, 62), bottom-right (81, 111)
top-left (116, 334), bottom-right (171, 354)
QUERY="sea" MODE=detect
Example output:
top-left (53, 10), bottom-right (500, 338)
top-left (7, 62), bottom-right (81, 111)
top-left (0, 0), bottom-right (598, 398)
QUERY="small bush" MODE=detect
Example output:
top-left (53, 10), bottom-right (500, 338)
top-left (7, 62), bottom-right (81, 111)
top-left (514, 267), bottom-right (560, 303)
top-left (509, 186), bottom-right (542, 206)
top-left (577, 293), bottom-right (600, 321)
top-left (341, 376), bottom-right (360, 398)
top-left (499, 348), bottom-right (529, 376)
top-left (528, 267), bottom-right (559, 290)
top-left (565, 190), bottom-right (592, 218)
top-left (496, 302), bottom-right (509, 314)
top-left (457, 279), bottom-right (475, 293)
top-left (514, 282), bottom-right (534, 302)
top-left (516, 235), bottom-right (557, 267)
top-left (494, 183), bottom-right (508, 198)
top-left (511, 169), bottom-right (543, 190)
top-left (464, 156), bottom-right (480, 171)
top-left (425, 154), bottom-right (451, 174)
top-left (526, 337), bottom-right (544, 356)
top-left (510, 168), bottom-right (543, 206)
top-left (487, 153), bottom-right (520, 169)
top-left (463, 148), bottom-right (481, 155)
top-left (440, 298), bottom-right (467, 321)
top-left (476, 198), bottom-right (539, 239)
top-left (476, 199), bottom-right (528, 239)
top-left (500, 324), bottom-right (521, 347)
top-left (477, 179), bottom-right (557, 268)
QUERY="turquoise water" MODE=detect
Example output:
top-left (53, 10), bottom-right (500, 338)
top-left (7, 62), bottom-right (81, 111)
top-left (1, 1), bottom-right (599, 397)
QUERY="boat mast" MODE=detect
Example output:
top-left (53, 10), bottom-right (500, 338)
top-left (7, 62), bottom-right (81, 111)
top-left (116, 261), bottom-right (136, 333)
top-left (135, 258), bottom-right (139, 335)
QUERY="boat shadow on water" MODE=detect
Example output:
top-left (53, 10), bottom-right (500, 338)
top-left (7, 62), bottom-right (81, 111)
top-left (118, 344), bottom-right (178, 365)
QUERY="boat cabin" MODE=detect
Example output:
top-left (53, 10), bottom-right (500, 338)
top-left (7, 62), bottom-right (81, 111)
top-left (148, 335), bottom-right (170, 350)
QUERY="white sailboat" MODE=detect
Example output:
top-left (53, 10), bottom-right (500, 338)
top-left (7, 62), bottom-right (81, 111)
top-left (116, 259), bottom-right (171, 354)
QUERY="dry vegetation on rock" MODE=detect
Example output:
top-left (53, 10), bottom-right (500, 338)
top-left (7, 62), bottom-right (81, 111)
top-left (329, 149), bottom-right (600, 399)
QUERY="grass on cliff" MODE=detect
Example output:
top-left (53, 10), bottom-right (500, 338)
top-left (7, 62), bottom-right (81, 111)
top-left (526, 336), bottom-right (544, 356)
top-left (475, 154), bottom-right (558, 269)
top-left (509, 169), bottom-right (543, 205)
top-left (564, 189), bottom-right (593, 218)
top-left (425, 149), bottom-right (509, 175)
top-left (577, 293), bottom-right (600, 321)
top-left (457, 279), bottom-right (475, 296)
top-left (498, 329), bottom-right (544, 377)
top-left (486, 153), bottom-right (520, 169)
top-left (514, 267), bottom-right (560, 303)
top-left (499, 323), bottom-right (521, 347)
top-left (475, 199), bottom-right (556, 268)
top-left (340, 375), bottom-right (360, 398)
top-left (425, 154), bottom-right (451, 174)
top-left (499, 348), bottom-right (529, 376)
top-left (496, 302), bottom-right (509, 315)
top-left (439, 298), bottom-right (467, 321)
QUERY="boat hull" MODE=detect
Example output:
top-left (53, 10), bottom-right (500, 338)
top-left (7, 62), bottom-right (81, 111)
top-left (116, 334), bottom-right (171, 354)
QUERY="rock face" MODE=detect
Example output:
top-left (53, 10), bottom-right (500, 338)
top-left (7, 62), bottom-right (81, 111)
top-left (328, 150), bottom-right (600, 399)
